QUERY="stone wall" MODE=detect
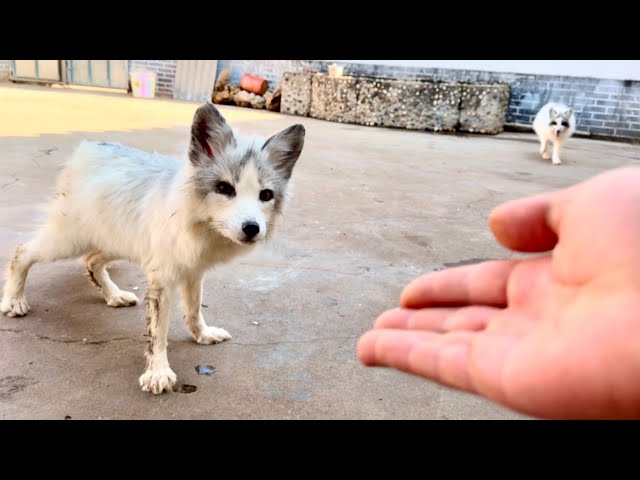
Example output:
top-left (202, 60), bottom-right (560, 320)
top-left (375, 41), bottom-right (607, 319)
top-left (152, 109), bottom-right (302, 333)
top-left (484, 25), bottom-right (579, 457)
top-left (281, 72), bottom-right (313, 116)
top-left (458, 84), bottom-right (510, 134)
top-left (288, 73), bottom-right (509, 135)
top-left (310, 74), bottom-right (358, 124)
top-left (355, 78), bottom-right (461, 131)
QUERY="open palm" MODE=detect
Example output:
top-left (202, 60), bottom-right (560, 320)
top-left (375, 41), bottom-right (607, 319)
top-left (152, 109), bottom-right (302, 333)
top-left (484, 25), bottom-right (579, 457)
top-left (358, 167), bottom-right (640, 419)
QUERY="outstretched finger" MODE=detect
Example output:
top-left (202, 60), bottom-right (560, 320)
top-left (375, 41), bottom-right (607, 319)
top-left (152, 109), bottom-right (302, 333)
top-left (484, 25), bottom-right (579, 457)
top-left (489, 193), bottom-right (559, 252)
top-left (375, 306), bottom-right (501, 333)
top-left (400, 260), bottom-right (518, 309)
top-left (357, 329), bottom-right (478, 393)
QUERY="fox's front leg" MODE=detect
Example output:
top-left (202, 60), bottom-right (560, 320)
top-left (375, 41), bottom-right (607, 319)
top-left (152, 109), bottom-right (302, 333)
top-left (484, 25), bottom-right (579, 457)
top-left (180, 272), bottom-right (232, 345)
top-left (539, 138), bottom-right (550, 159)
top-left (139, 280), bottom-right (176, 394)
top-left (551, 140), bottom-right (563, 165)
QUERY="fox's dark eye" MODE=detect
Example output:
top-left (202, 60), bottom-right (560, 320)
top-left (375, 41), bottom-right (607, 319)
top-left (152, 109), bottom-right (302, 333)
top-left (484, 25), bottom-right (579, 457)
top-left (550, 121), bottom-right (557, 126)
top-left (561, 121), bottom-right (569, 127)
top-left (216, 181), bottom-right (235, 197)
top-left (259, 189), bottom-right (274, 202)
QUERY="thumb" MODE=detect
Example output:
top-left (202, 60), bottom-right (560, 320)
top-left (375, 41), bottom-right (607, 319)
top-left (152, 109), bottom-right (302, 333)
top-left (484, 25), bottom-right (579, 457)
top-left (488, 192), bottom-right (559, 252)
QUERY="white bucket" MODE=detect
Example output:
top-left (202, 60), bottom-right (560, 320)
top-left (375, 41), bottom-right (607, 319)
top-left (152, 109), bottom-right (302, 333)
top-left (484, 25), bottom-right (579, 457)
top-left (328, 64), bottom-right (344, 77)
top-left (130, 71), bottom-right (157, 99)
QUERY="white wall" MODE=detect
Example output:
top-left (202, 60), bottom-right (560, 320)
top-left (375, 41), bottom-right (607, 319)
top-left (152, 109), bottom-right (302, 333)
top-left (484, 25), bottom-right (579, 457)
top-left (330, 60), bottom-right (640, 81)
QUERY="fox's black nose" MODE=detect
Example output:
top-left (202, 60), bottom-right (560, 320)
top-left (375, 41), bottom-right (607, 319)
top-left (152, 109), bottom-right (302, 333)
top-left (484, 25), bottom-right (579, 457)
top-left (242, 221), bottom-right (260, 239)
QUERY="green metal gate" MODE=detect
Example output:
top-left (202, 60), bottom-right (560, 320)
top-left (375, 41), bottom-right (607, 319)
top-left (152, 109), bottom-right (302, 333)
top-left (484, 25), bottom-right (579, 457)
top-left (66, 60), bottom-right (129, 89)
top-left (10, 60), bottom-right (64, 84)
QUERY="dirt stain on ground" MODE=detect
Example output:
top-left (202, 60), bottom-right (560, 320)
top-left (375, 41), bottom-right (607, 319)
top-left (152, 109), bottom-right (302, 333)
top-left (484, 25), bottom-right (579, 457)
top-left (174, 384), bottom-right (197, 394)
top-left (442, 258), bottom-right (492, 268)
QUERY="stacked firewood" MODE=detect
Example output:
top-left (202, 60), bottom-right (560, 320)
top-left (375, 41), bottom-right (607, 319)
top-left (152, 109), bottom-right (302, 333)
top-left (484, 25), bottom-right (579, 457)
top-left (212, 68), bottom-right (281, 111)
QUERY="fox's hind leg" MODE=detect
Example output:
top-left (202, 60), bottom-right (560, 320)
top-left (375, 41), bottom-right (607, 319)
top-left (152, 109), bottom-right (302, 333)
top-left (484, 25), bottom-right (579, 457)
top-left (1, 226), bottom-right (87, 317)
top-left (84, 251), bottom-right (138, 307)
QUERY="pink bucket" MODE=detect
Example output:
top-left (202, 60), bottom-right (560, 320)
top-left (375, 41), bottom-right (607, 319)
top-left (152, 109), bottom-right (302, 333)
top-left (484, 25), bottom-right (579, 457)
top-left (130, 71), bottom-right (157, 99)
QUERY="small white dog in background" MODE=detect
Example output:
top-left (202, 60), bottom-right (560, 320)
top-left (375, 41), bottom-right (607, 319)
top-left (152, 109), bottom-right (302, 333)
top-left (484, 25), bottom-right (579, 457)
top-left (1, 102), bottom-right (305, 394)
top-left (533, 102), bottom-right (576, 165)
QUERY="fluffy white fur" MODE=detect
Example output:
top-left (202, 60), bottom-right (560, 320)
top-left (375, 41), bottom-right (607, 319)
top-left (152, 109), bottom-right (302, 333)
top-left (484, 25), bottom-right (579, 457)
top-left (533, 102), bottom-right (576, 165)
top-left (1, 102), bottom-right (305, 394)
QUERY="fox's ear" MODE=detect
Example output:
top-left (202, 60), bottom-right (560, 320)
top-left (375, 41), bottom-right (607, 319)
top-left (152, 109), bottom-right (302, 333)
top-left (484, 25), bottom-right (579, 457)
top-left (189, 102), bottom-right (236, 166)
top-left (262, 124), bottom-right (305, 180)
top-left (562, 108), bottom-right (573, 119)
top-left (549, 107), bottom-right (558, 120)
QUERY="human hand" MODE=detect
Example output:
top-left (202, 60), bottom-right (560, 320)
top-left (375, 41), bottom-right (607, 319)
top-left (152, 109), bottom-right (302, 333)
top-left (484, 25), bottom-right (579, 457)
top-left (358, 166), bottom-right (640, 419)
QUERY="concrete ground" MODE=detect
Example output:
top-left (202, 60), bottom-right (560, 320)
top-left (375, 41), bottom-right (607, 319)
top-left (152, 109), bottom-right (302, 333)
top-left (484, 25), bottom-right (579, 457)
top-left (1, 83), bottom-right (639, 420)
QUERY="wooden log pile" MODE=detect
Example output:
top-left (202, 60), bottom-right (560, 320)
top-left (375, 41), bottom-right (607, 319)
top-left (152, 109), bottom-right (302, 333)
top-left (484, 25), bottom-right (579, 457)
top-left (211, 68), bottom-right (281, 112)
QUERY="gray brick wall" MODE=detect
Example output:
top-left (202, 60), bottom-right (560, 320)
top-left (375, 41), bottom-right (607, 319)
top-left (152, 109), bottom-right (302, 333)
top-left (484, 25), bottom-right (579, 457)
top-left (506, 76), bottom-right (640, 141)
top-left (216, 60), bottom-right (640, 142)
top-left (0, 60), bottom-right (10, 81)
top-left (129, 60), bottom-right (177, 97)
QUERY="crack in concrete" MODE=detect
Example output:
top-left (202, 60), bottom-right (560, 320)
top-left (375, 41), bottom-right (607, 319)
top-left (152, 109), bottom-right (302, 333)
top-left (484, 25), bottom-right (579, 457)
top-left (0, 328), bottom-right (359, 348)
top-left (0, 177), bottom-right (19, 189)
top-left (223, 335), bottom-right (359, 347)
top-left (237, 262), bottom-right (369, 277)
top-left (0, 328), bottom-right (138, 345)
top-left (39, 335), bottom-right (133, 345)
